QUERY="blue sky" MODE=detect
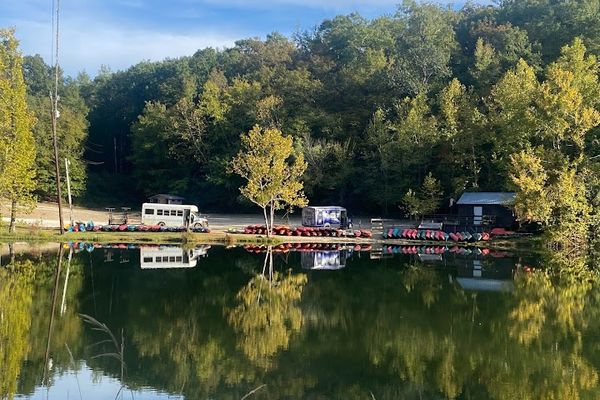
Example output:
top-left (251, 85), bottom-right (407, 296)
top-left (0, 0), bottom-right (486, 77)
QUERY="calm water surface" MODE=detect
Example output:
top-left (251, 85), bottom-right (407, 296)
top-left (1, 242), bottom-right (599, 399)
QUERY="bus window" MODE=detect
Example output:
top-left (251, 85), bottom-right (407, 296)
top-left (171, 210), bottom-right (177, 216)
top-left (177, 210), bottom-right (183, 216)
top-left (157, 210), bottom-right (163, 216)
top-left (169, 256), bottom-right (176, 262)
top-left (176, 256), bottom-right (182, 262)
top-left (144, 209), bottom-right (154, 215)
top-left (143, 257), bottom-right (153, 262)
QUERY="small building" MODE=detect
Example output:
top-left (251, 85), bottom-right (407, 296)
top-left (148, 194), bottom-right (185, 205)
top-left (456, 192), bottom-right (516, 228)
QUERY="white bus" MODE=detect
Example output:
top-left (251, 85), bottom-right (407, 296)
top-left (141, 203), bottom-right (208, 228)
top-left (140, 245), bottom-right (211, 269)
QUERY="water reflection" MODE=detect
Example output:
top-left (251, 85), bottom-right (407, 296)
top-left (0, 242), bottom-right (599, 399)
top-left (301, 250), bottom-right (349, 270)
top-left (140, 245), bottom-right (210, 269)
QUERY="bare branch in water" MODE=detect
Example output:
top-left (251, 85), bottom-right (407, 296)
top-left (241, 384), bottom-right (266, 400)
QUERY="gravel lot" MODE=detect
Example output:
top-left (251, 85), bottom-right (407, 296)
top-left (1, 201), bottom-right (377, 230)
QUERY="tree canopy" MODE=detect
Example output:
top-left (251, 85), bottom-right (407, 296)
top-left (1, 0), bottom-right (598, 242)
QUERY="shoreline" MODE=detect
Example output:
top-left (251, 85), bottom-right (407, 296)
top-left (0, 226), bottom-right (542, 253)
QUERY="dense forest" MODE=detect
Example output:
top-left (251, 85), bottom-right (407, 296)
top-left (8, 0), bottom-right (600, 239)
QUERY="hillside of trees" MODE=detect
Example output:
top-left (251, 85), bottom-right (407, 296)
top-left (7, 0), bottom-right (600, 240)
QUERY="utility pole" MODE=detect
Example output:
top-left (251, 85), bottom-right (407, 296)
top-left (64, 158), bottom-right (73, 225)
top-left (50, 0), bottom-right (64, 233)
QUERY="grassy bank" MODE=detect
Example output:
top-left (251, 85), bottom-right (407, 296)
top-left (0, 224), bottom-right (545, 253)
top-left (0, 226), bottom-right (282, 246)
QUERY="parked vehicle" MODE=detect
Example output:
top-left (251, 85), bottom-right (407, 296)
top-left (141, 203), bottom-right (208, 228)
top-left (302, 206), bottom-right (352, 229)
top-left (140, 245), bottom-right (210, 269)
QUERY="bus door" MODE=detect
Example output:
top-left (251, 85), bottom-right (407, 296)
top-left (184, 209), bottom-right (191, 227)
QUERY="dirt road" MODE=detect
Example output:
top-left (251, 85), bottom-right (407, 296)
top-left (1, 201), bottom-right (375, 230)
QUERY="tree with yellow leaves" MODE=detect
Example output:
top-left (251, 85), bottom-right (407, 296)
top-left (0, 29), bottom-right (36, 233)
top-left (230, 125), bottom-right (307, 236)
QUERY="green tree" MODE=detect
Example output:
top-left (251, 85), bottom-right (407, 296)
top-left (510, 148), bottom-right (592, 246)
top-left (392, 93), bottom-right (439, 185)
top-left (130, 101), bottom-right (190, 196)
top-left (535, 39), bottom-right (600, 159)
top-left (230, 125), bottom-right (308, 236)
top-left (438, 78), bottom-right (487, 192)
top-left (489, 58), bottom-right (540, 182)
top-left (0, 29), bottom-right (36, 232)
top-left (392, 0), bottom-right (459, 95)
top-left (498, 0), bottom-right (600, 61)
top-left (402, 172), bottom-right (443, 218)
top-left (509, 148), bottom-right (553, 224)
top-left (470, 38), bottom-right (501, 92)
top-left (22, 55), bottom-right (89, 199)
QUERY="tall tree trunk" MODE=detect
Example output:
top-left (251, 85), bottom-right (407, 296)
top-left (9, 199), bottom-right (17, 233)
top-left (262, 206), bottom-right (270, 237)
top-left (269, 201), bottom-right (275, 237)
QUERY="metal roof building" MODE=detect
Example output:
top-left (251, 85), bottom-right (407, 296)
top-left (457, 192), bottom-right (516, 206)
top-left (456, 192), bottom-right (516, 228)
top-left (148, 194), bottom-right (185, 205)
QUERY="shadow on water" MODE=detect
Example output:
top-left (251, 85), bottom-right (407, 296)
top-left (0, 241), bottom-right (599, 399)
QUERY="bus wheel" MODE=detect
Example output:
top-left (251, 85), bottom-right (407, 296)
top-left (193, 222), bottom-right (206, 229)
top-left (158, 222), bottom-right (165, 227)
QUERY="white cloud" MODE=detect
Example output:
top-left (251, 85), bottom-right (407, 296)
top-left (13, 19), bottom-right (237, 76)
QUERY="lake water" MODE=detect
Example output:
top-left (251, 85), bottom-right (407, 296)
top-left (1, 242), bottom-right (599, 400)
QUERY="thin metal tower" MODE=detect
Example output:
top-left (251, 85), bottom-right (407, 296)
top-left (50, 0), bottom-right (64, 234)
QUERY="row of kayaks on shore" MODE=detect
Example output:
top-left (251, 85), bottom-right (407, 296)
top-left (67, 223), bottom-right (210, 233)
top-left (385, 228), bottom-right (490, 242)
top-left (241, 225), bottom-right (373, 238)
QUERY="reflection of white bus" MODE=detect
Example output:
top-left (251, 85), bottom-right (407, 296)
top-left (301, 251), bottom-right (347, 270)
top-left (140, 245), bottom-right (210, 269)
top-left (141, 203), bottom-right (208, 228)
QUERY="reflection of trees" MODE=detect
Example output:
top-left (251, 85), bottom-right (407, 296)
top-left (16, 249), bottom-right (85, 396)
top-left (8, 245), bottom-right (600, 400)
top-left (227, 270), bottom-right (307, 369)
top-left (356, 251), bottom-right (600, 400)
top-left (0, 260), bottom-right (34, 400)
top-left (111, 251), bottom-right (263, 399)
top-left (402, 264), bottom-right (444, 308)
